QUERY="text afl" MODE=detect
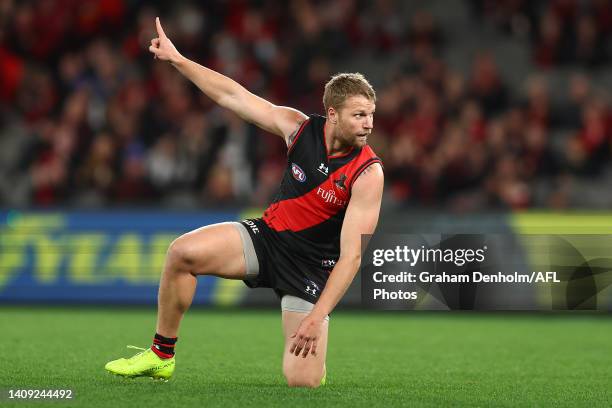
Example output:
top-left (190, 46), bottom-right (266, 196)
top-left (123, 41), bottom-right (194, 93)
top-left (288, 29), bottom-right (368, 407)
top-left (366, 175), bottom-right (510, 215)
top-left (291, 163), bottom-right (307, 182)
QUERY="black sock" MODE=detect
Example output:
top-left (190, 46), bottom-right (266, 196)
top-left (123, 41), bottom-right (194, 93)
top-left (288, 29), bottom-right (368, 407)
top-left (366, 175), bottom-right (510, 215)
top-left (151, 333), bottom-right (177, 359)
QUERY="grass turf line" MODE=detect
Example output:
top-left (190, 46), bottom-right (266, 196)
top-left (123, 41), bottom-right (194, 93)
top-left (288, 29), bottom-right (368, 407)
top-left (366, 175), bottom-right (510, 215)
top-left (2, 307), bottom-right (611, 407)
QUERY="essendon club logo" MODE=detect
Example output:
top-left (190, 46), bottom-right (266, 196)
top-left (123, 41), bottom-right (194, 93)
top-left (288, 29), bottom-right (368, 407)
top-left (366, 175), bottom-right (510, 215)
top-left (291, 163), bottom-right (306, 182)
top-left (334, 174), bottom-right (347, 190)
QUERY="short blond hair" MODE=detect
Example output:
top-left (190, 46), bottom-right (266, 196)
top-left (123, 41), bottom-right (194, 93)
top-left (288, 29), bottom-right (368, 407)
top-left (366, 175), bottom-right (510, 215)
top-left (323, 73), bottom-right (376, 112)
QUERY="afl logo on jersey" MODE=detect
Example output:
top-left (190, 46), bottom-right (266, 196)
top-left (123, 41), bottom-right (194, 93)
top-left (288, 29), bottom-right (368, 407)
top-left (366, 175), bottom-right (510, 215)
top-left (291, 163), bottom-right (306, 182)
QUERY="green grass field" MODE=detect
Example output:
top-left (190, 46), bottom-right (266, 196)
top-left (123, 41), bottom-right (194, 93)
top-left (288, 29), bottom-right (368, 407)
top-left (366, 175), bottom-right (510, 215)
top-left (2, 307), bottom-right (611, 407)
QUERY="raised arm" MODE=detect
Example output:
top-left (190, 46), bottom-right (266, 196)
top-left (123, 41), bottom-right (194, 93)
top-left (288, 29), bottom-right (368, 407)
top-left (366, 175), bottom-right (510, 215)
top-left (289, 163), bottom-right (384, 357)
top-left (149, 17), bottom-right (307, 143)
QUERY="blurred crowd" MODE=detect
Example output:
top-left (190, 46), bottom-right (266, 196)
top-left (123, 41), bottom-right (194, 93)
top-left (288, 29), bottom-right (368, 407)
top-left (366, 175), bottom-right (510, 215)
top-left (0, 0), bottom-right (611, 210)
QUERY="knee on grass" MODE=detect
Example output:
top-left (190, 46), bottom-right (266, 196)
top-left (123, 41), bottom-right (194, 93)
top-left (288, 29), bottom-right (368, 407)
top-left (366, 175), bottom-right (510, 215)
top-left (284, 371), bottom-right (324, 388)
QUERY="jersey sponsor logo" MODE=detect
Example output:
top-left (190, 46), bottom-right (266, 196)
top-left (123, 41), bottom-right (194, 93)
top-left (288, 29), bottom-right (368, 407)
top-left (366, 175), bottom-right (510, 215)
top-left (321, 259), bottom-right (336, 268)
top-left (317, 163), bottom-right (329, 175)
top-left (291, 163), bottom-right (306, 182)
top-left (316, 187), bottom-right (347, 207)
top-left (304, 279), bottom-right (320, 297)
top-left (334, 174), bottom-right (347, 191)
top-left (243, 219), bottom-right (259, 234)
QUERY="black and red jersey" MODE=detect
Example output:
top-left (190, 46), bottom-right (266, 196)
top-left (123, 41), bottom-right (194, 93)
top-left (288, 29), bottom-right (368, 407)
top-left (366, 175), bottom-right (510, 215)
top-left (261, 114), bottom-right (382, 269)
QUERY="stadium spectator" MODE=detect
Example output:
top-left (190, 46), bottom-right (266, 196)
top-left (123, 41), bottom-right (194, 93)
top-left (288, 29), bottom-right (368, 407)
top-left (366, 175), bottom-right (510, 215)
top-left (1, 0), bottom-right (611, 210)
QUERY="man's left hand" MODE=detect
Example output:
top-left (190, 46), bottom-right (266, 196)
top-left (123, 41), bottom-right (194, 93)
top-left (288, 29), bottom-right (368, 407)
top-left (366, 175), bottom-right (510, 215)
top-left (289, 313), bottom-right (325, 358)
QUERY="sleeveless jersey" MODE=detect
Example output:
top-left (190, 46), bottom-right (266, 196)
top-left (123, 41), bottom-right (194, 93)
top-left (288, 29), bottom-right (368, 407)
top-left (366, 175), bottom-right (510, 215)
top-left (261, 114), bottom-right (382, 270)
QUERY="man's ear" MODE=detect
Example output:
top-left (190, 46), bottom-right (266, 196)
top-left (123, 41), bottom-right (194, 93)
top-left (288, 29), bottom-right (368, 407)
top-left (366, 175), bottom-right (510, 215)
top-left (328, 107), bottom-right (338, 124)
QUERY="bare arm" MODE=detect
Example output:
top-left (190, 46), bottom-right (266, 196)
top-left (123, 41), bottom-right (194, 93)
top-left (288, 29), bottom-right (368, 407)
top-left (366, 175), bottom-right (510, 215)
top-left (289, 163), bottom-right (384, 357)
top-left (149, 17), bottom-right (307, 142)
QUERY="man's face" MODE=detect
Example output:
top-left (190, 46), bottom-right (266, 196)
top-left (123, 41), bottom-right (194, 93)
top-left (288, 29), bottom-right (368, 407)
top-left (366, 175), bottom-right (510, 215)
top-left (332, 95), bottom-right (375, 147)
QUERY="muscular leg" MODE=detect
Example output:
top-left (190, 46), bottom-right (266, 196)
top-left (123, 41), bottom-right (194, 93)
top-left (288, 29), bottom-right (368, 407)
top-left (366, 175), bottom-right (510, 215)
top-left (282, 311), bottom-right (328, 388)
top-left (156, 223), bottom-right (247, 338)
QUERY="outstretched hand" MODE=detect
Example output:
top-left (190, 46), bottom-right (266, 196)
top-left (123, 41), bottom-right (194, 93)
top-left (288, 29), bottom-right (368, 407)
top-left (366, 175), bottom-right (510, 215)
top-left (289, 313), bottom-right (325, 358)
top-left (149, 17), bottom-right (183, 64)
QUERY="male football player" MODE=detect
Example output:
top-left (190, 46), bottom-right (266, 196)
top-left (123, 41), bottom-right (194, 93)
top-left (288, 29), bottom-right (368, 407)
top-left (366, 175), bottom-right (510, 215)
top-left (105, 17), bottom-right (383, 388)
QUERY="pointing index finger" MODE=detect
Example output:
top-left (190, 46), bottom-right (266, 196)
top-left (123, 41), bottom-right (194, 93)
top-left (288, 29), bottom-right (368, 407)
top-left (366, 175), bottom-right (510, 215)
top-left (156, 17), bottom-right (166, 38)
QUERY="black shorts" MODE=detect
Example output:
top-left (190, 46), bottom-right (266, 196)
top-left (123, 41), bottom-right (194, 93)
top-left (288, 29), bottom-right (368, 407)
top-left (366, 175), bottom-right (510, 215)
top-left (240, 218), bottom-right (330, 303)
